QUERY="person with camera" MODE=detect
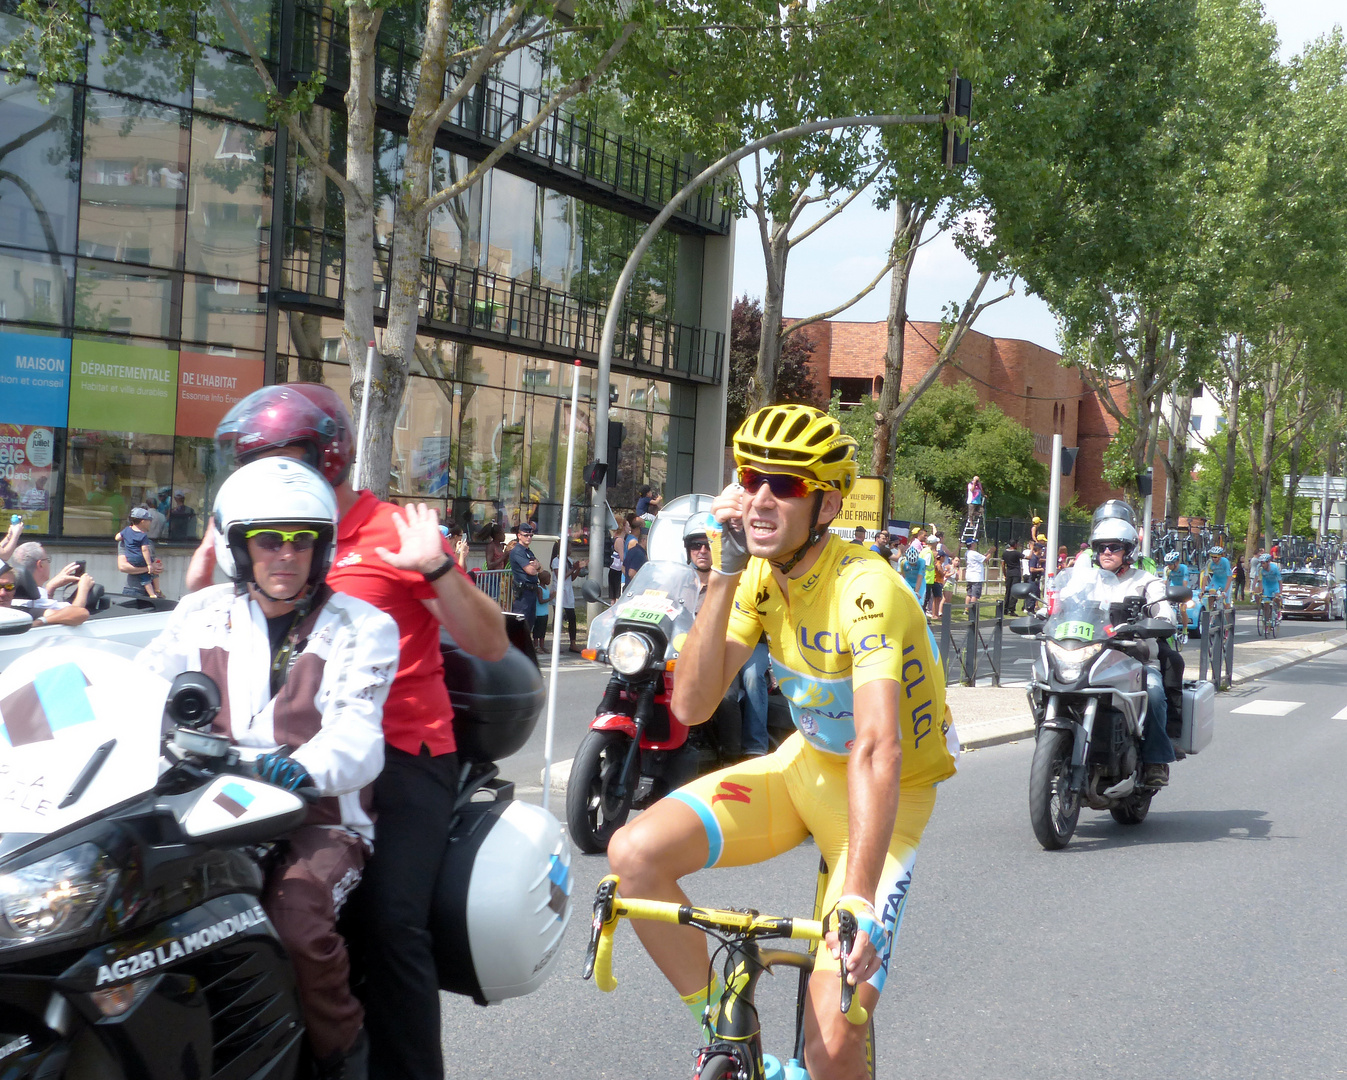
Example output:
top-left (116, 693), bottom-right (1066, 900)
top-left (6, 542), bottom-right (97, 626)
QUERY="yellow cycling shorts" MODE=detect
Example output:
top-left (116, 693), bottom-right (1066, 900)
top-left (666, 732), bottom-right (937, 993)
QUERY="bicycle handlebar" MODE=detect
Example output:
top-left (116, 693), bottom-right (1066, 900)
top-left (584, 875), bottom-right (867, 1025)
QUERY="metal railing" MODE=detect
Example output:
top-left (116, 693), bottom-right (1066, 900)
top-left (473, 568), bottom-right (515, 610)
top-left (279, 232), bottom-right (725, 381)
top-left (1198, 603), bottom-right (1236, 690)
top-left (938, 601), bottom-right (1005, 687)
top-left (289, 0), bottom-right (733, 234)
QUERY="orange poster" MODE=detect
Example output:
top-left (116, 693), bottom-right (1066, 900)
top-left (175, 352), bottom-right (266, 437)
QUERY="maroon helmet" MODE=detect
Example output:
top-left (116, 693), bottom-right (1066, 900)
top-left (215, 383), bottom-right (354, 485)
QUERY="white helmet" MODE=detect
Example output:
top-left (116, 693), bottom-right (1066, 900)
top-left (1089, 500), bottom-right (1138, 555)
top-left (683, 511), bottom-right (715, 552)
top-left (212, 458), bottom-right (338, 594)
top-left (432, 799), bottom-right (572, 1003)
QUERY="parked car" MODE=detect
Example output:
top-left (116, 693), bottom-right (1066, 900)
top-left (1278, 571), bottom-right (1345, 620)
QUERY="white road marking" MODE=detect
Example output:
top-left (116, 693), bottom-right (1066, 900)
top-left (1230, 700), bottom-right (1305, 717)
top-left (1332, 706), bottom-right (1347, 720)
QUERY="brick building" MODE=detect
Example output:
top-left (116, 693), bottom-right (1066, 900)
top-left (792, 318), bottom-right (1166, 513)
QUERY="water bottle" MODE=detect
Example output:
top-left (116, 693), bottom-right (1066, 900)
top-left (783, 1058), bottom-right (810, 1079)
top-left (763, 1054), bottom-right (783, 1079)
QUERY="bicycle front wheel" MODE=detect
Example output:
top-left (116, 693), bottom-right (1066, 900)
top-left (696, 1053), bottom-right (737, 1079)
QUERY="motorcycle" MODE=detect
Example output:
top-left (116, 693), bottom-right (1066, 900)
top-left (1009, 565), bottom-right (1215, 851)
top-left (0, 607), bottom-right (565, 1078)
top-left (567, 498), bottom-right (791, 854)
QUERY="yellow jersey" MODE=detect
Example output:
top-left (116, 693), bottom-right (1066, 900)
top-left (726, 536), bottom-right (958, 787)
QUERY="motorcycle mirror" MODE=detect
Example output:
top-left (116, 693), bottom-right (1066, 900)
top-left (1008, 582), bottom-right (1036, 602)
top-left (1009, 616), bottom-right (1045, 636)
top-left (580, 578), bottom-right (604, 604)
top-left (1166, 585), bottom-right (1193, 604)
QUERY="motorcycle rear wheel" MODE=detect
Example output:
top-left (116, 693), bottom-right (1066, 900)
top-left (1109, 790), bottom-right (1153, 825)
top-left (566, 729), bottom-right (635, 854)
top-left (1029, 728), bottom-right (1080, 850)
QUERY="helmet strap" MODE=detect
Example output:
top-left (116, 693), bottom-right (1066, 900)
top-left (771, 491), bottom-right (827, 577)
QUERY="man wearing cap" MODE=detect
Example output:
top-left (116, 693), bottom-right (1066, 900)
top-left (116, 508), bottom-right (162, 597)
top-left (508, 522), bottom-right (541, 631)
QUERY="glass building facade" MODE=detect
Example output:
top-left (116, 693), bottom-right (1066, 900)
top-left (0, 0), bottom-right (733, 542)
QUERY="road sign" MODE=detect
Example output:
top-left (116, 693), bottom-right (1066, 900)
top-left (1284, 474), bottom-right (1347, 498)
top-left (833, 476), bottom-right (886, 532)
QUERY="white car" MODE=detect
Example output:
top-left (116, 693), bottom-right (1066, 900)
top-left (0, 604), bottom-right (173, 673)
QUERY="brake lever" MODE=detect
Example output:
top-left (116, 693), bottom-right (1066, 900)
top-left (583, 876), bottom-right (618, 984)
top-left (835, 909), bottom-right (869, 1026)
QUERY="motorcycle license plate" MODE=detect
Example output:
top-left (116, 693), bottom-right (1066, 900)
top-left (1053, 620), bottom-right (1095, 641)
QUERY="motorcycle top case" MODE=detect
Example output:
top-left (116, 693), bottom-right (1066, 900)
top-left (1178, 680), bottom-right (1215, 754)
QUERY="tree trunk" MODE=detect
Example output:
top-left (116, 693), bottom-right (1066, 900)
top-left (1244, 360), bottom-right (1280, 559)
top-left (753, 219), bottom-right (790, 410)
top-left (1214, 337), bottom-right (1242, 528)
top-left (342, 2), bottom-right (384, 492)
top-left (872, 200), bottom-right (922, 522)
top-left (1283, 381), bottom-right (1311, 536)
top-left (1163, 393), bottom-right (1192, 519)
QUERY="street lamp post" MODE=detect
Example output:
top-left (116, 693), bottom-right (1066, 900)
top-left (585, 111), bottom-right (946, 603)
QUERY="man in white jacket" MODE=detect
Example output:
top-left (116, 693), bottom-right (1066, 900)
top-left (140, 458), bottom-right (400, 1080)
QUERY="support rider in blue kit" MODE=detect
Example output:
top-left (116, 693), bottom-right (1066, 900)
top-left (1254, 553), bottom-right (1283, 624)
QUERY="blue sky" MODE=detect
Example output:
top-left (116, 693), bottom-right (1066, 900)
top-left (730, 1), bottom-right (1344, 351)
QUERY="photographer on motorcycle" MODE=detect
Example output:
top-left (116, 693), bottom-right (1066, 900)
top-left (1086, 501), bottom-right (1177, 788)
top-left (140, 458), bottom-right (401, 1079)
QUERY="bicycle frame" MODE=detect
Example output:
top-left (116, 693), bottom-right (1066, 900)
top-left (584, 871), bottom-right (869, 1080)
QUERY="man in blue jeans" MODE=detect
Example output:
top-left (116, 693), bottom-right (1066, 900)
top-left (738, 638), bottom-right (772, 756)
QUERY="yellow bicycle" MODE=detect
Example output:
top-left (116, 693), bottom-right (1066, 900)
top-left (584, 864), bottom-right (875, 1079)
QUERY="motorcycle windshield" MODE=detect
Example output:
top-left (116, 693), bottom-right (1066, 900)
top-left (1044, 564), bottom-right (1117, 645)
top-left (586, 561), bottom-right (701, 649)
top-left (0, 639), bottom-right (166, 838)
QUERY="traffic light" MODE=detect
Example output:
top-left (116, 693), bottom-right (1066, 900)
top-left (942, 75), bottom-right (972, 169)
top-left (1137, 469), bottom-right (1153, 497)
top-left (606, 421), bottom-right (625, 488)
top-left (1060, 446), bottom-right (1079, 476)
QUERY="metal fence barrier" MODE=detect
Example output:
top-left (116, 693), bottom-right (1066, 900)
top-left (938, 601), bottom-right (1005, 687)
top-left (473, 569), bottom-right (515, 611)
top-left (1198, 603), bottom-right (1236, 690)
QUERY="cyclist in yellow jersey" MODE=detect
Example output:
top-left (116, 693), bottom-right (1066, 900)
top-left (608, 404), bottom-right (959, 1080)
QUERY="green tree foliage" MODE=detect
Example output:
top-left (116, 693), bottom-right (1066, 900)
top-left (890, 383), bottom-right (1047, 517)
top-left (726, 296), bottom-right (818, 441)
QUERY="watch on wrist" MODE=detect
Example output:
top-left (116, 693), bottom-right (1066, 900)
top-left (423, 555), bottom-right (457, 582)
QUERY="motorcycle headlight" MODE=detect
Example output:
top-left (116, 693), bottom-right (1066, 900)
top-left (0, 843), bottom-right (117, 950)
top-left (1045, 641), bottom-right (1103, 682)
top-left (609, 632), bottom-right (654, 676)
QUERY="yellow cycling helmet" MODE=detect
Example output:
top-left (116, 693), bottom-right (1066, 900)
top-left (733, 404), bottom-right (858, 498)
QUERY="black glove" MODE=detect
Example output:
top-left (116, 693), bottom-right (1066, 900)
top-left (254, 751), bottom-right (315, 792)
top-left (708, 516), bottom-right (750, 576)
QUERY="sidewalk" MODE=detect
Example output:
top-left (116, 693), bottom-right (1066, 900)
top-left (952, 628), bottom-right (1347, 751)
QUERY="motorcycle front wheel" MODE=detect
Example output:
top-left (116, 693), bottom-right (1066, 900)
top-left (1110, 790), bottom-right (1153, 825)
top-left (566, 729), bottom-right (636, 854)
top-left (1029, 728), bottom-right (1080, 850)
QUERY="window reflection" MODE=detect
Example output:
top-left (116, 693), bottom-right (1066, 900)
top-left (0, 81), bottom-right (80, 259)
top-left (79, 92), bottom-right (189, 270)
top-left (187, 116), bottom-right (273, 282)
top-left (182, 274), bottom-right (266, 351)
top-left (74, 259), bottom-right (178, 338)
top-left (63, 429), bottom-right (174, 537)
top-left (0, 249), bottom-right (74, 327)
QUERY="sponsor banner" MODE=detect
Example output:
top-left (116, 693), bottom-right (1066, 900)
top-left (0, 424), bottom-right (56, 532)
top-left (69, 340), bottom-right (178, 435)
top-left (0, 331), bottom-right (71, 428)
top-left (175, 352), bottom-right (265, 437)
top-left (833, 476), bottom-right (885, 532)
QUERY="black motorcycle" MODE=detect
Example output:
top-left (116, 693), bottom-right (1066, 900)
top-left (0, 609), bottom-right (550, 1078)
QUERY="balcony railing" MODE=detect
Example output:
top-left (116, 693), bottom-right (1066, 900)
top-left (289, 0), bottom-right (733, 234)
top-left (280, 225), bottom-right (724, 383)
